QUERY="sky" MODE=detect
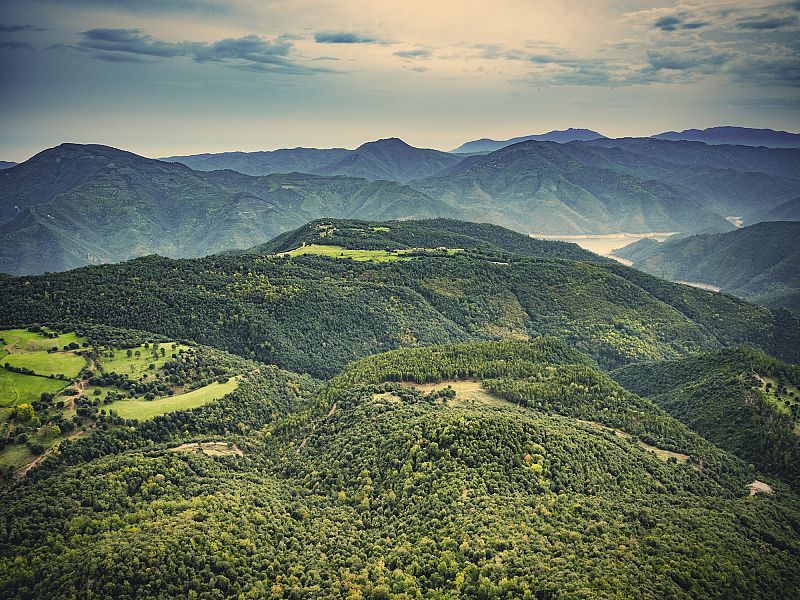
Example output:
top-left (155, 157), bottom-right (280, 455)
top-left (0, 0), bottom-right (798, 161)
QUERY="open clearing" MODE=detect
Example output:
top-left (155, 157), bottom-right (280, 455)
top-left (0, 370), bottom-right (67, 407)
top-left (0, 369), bottom-right (69, 407)
top-left (578, 419), bottom-right (690, 464)
top-left (278, 244), bottom-right (462, 262)
top-left (399, 379), bottom-right (509, 406)
top-left (98, 342), bottom-right (190, 379)
top-left (3, 350), bottom-right (85, 378)
top-left (169, 441), bottom-right (243, 457)
top-left (1, 328), bottom-right (86, 353)
top-left (106, 378), bottom-right (239, 420)
top-left (748, 480), bottom-right (774, 495)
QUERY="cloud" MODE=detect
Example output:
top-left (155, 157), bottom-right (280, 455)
top-left (654, 15), bottom-right (709, 32)
top-left (736, 16), bottom-right (797, 29)
top-left (314, 31), bottom-right (383, 44)
top-left (73, 28), bottom-right (335, 74)
top-left (0, 24), bottom-right (45, 32)
top-left (0, 40), bottom-right (33, 50)
top-left (394, 49), bottom-right (431, 59)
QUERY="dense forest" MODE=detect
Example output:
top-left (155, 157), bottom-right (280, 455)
top-left (1, 220), bottom-right (799, 598)
top-left (3, 340), bottom-right (800, 598)
top-left (0, 223), bottom-right (797, 378)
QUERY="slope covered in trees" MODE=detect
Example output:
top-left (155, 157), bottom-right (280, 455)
top-left (614, 222), bottom-right (800, 312)
top-left (2, 339), bottom-right (800, 598)
top-left (0, 240), bottom-right (797, 379)
top-left (4, 138), bottom-right (800, 274)
top-left (612, 347), bottom-right (800, 492)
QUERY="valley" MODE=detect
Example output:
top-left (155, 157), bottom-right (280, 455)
top-left (531, 231), bottom-right (679, 257)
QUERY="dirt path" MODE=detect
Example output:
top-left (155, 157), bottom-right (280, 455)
top-left (15, 427), bottom-right (91, 479)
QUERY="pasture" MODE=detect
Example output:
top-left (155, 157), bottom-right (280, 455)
top-left (0, 368), bottom-right (69, 407)
top-left (106, 378), bottom-right (239, 420)
top-left (279, 244), bottom-right (462, 262)
top-left (3, 351), bottom-right (85, 379)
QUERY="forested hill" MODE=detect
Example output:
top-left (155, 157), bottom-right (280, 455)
top-left (4, 339), bottom-right (800, 597)
top-left (0, 243), bottom-right (797, 378)
top-left (612, 347), bottom-right (800, 492)
top-left (245, 218), bottom-right (602, 262)
top-left (614, 221), bottom-right (800, 312)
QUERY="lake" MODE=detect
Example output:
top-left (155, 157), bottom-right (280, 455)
top-left (529, 232), bottom-right (679, 258)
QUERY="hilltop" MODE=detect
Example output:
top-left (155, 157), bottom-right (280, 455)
top-left (163, 137), bottom-right (461, 182)
top-left (451, 128), bottom-right (607, 153)
top-left (1, 219), bottom-right (797, 378)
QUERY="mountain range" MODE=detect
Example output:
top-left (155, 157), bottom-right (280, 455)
top-left (614, 221), bottom-right (800, 312)
top-left (2, 135), bottom-right (800, 275)
top-left (653, 126), bottom-right (800, 148)
top-left (162, 137), bottom-right (461, 181)
top-left (450, 128), bottom-right (607, 153)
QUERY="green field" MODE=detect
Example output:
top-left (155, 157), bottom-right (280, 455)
top-left (1, 328), bottom-right (86, 352)
top-left (0, 370), bottom-right (68, 407)
top-left (106, 378), bottom-right (239, 420)
top-left (279, 244), bottom-right (461, 262)
top-left (98, 342), bottom-right (189, 379)
top-left (3, 350), bottom-right (85, 378)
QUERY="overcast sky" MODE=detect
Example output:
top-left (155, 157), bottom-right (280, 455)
top-left (0, 0), bottom-right (798, 160)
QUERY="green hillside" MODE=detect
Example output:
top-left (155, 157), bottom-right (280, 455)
top-left (615, 221), bottom-right (800, 312)
top-left (612, 347), bottom-right (800, 491)
top-left (0, 232), bottom-right (797, 378)
top-left (0, 324), bottom-right (253, 475)
top-left (2, 340), bottom-right (799, 597)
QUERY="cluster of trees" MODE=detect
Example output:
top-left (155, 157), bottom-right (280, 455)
top-left (2, 342), bottom-right (799, 598)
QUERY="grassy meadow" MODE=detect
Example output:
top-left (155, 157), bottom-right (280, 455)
top-left (106, 378), bottom-right (239, 420)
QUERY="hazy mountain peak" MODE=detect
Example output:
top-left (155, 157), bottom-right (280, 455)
top-left (451, 128), bottom-right (607, 153)
top-left (652, 126), bottom-right (800, 148)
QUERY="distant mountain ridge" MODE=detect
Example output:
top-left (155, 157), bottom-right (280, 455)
top-left (4, 135), bottom-right (800, 275)
top-left (653, 126), bottom-right (800, 148)
top-left (751, 197), bottom-right (800, 224)
top-left (163, 137), bottom-right (462, 182)
top-left (614, 221), bottom-right (800, 312)
top-left (451, 128), bottom-right (606, 153)
top-left (0, 143), bottom-right (448, 275)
